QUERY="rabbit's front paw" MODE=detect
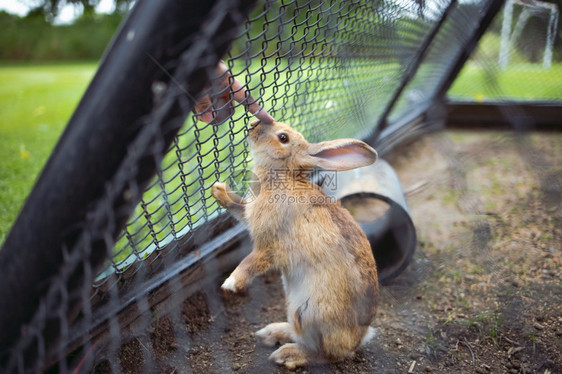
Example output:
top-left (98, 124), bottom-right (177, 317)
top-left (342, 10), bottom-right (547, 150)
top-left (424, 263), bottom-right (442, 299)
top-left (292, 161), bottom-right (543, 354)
top-left (211, 182), bottom-right (231, 207)
top-left (221, 275), bottom-right (243, 293)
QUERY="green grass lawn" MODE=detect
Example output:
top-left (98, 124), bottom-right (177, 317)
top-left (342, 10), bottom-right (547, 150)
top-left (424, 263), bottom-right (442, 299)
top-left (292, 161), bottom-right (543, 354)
top-left (0, 63), bottom-right (96, 244)
top-left (449, 62), bottom-right (562, 101)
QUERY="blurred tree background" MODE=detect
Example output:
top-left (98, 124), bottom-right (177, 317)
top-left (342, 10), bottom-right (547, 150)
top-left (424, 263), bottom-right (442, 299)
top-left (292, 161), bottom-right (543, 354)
top-left (33, 0), bottom-right (134, 19)
top-left (1, 0), bottom-right (560, 62)
top-left (0, 0), bottom-right (134, 61)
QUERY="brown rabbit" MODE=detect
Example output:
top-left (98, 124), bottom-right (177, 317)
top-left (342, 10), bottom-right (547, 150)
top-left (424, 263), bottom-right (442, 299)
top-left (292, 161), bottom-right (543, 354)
top-left (211, 120), bottom-right (379, 369)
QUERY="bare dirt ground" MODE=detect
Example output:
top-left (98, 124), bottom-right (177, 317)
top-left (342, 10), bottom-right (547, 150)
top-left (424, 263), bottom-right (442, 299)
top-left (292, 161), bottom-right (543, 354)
top-left (95, 130), bottom-right (561, 374)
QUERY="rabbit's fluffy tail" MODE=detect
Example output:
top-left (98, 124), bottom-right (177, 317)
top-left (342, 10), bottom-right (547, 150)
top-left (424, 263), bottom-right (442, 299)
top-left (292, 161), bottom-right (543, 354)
top-left (360, 326), bottom-right (376, 347)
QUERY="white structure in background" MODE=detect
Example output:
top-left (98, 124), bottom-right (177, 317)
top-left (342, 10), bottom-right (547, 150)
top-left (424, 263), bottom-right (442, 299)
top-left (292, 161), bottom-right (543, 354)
top-left (499, 0), bottom-right (559, 69)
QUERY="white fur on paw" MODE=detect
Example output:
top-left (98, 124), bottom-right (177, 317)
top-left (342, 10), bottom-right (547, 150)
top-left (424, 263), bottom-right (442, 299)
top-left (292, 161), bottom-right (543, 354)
top-left (221, 276), bottom-right (238, 292)
top-left (256, 326), bottom-right (277, 346)
top-left (256, 322), bottom-right (292, 346)
top-left (269, 347), bottom-right (288, 366)
top-left (269, 344), bottom-right (307, 369)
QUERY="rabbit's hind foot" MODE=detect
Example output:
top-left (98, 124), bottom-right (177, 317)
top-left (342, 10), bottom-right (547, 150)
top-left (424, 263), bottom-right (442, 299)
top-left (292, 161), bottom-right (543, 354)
top-left (269, 343), bottom-right (310, 369)
top-left (256, 322), bottom-right (293, 347)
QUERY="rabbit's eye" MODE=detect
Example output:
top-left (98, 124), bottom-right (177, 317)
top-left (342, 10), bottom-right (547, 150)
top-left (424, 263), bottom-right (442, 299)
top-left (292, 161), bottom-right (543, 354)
top-left (278, 133), bottom-right (289, 144)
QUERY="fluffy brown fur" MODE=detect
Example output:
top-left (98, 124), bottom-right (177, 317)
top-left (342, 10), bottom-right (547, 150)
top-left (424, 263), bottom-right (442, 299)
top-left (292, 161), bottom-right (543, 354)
top-left (211, 121), bottom-right (379, 369)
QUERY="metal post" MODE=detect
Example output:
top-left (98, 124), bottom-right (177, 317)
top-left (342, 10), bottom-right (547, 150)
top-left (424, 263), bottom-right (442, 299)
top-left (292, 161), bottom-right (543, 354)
top-left (499, 0), bottom-right (514, 70)
top-left (544, 5), bottom-right (559, 68)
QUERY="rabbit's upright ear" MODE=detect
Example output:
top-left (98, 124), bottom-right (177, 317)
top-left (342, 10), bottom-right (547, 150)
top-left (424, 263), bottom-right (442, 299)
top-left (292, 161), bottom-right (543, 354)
top-left (305, 139), bottom-right (377, 171)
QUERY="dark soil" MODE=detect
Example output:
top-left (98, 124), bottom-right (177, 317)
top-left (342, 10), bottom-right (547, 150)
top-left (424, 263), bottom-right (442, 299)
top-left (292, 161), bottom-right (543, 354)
top-left (94, 130), bottom-right (561, 374)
